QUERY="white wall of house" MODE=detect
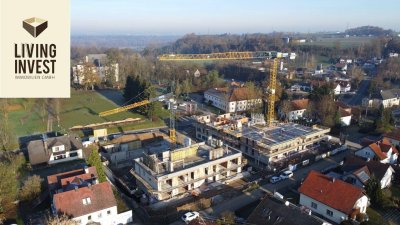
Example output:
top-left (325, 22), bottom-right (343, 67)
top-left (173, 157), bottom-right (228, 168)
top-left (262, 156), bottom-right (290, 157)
top-left (299, 194), bottom-right (348, 224)
top-left (204, 91), bottom-right (261, 113)
top-left (334, 85), bottom-right (341, 95)
top-left (340, 116), bottom-right (351, 126)
top-left (288, 109), bottom-right (306, 121)
top-left (380, 167), bottom-right (394, 189)
top-left (48, 149), bottom-right (83, 164)
top-left (382, 98), bottom-right (400, 108)
top-left (73, 206), bottom-right (117, 225)
top-left (355, 146), bottom-right (398, 164)
top-left (300, 194), bottom-right (368, 224)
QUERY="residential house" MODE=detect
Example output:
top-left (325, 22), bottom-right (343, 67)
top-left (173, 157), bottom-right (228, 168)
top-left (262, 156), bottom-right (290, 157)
top-left (27, 135), bottom-right (83, 166)
top-left (362, 89), bottom-right (400, 109)
top-left (247, 194), bottom-right (331, 225)
top-left (335, 63), bottom-right (348, 74)
top-left (355, 138), bottom-right (398, 164)
top-left (335, 102), bottom-right (352, 126)
top-left (380, 89), bottom-right (400, 108)
top-left (341, 155), bottom-right (394, 189)
top-left (333, 81), bottom-right (351, 95)
top-left (299, 171), bottom-right (369, 224)
top-left (204, 87), bottom-right (262, 113)
top-left (383, 130), bottom-right (400, 148)
top-left (280, 99), bottom-right (309, 121)
top-left (48, 166), bottom-right (132, 225)
top-left (193, 69), bottom-right (201, 77)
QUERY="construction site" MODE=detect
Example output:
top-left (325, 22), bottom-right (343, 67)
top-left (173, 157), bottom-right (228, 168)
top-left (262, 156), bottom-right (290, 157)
top-left (194, 113), bottom-right (330, 170)
top-left (131, 142), bottom-right (243, 201)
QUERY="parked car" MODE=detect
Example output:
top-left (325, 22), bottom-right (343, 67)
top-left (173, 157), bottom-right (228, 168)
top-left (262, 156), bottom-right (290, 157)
top-left (280, 170), bottom-right (294, 179)
top-left (181, 211), bottom-right (200, 223)
top-left (269, 176), bottom-right (282, 184)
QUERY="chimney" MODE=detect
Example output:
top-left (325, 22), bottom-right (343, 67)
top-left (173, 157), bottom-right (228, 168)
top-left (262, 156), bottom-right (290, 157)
top-left (74, 185), bottom-right (78, 191)
top-left (331, 177), bottom-right (335, 183)
top-left (84, 166), bottom-right (89, 174)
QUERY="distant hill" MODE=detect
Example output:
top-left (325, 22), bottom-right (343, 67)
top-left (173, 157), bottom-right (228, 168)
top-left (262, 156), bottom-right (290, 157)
top-left (345, 26), bottom-right (394, 36)
top-left (71, 35), bottom-right (180, 50)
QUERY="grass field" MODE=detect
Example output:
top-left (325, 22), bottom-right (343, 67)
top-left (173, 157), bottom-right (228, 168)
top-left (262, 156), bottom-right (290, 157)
top-left (300, 36), bottom-right (374, 49)
top-left (8, 89), bottom-right (167, 137)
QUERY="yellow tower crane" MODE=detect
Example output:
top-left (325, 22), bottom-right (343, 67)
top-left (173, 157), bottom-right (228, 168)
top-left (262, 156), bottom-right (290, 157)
top-left (159, 51), bottom-right (284, 126)
top-left (98, 93), bottom-right (177, 145)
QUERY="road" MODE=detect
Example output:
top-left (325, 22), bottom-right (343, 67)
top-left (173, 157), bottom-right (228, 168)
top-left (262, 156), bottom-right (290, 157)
top-left (343, 79), bottom-right (371, 106)
top-left (169, 148), bottom-right (353, 225)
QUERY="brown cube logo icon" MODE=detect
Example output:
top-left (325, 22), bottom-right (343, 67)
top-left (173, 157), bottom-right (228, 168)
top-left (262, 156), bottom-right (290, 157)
top-left (23, 17), bottom-right (48, 37)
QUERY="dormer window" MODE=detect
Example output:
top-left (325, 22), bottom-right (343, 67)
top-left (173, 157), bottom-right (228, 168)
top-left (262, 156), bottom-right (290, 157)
top-left (82, 197), bottom-right (91, 205)
top-left (52, 145), bottom-right (65, 152)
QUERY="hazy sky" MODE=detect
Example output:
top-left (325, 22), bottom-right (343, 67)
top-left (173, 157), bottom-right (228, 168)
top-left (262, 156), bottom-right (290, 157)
top-left (71, 0), bottom-right (400, 35)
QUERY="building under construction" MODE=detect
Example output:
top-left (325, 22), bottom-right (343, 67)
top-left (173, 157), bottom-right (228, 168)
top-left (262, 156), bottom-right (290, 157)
top-left (131, 142), bottom-right (243, 201)
top-left (194, 113), bottom-right (330, 169)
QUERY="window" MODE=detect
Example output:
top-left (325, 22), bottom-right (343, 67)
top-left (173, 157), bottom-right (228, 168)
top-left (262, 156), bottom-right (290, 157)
top-left (107, 210), bottom-right (111, 215)
top-left (311, 202), bottom-right (317, 209)
top-left (88, 215), bottom-right (92, 220)
top-left (326, 209), bottom-right (333, 217)
top-left (82, 197), bottom-right (91, 205)
top-left (69, 152), bottom-right (78, 157)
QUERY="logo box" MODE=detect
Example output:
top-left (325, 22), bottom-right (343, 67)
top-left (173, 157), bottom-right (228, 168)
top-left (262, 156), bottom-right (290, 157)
top-left (23, 17), bottom-right (48, 37)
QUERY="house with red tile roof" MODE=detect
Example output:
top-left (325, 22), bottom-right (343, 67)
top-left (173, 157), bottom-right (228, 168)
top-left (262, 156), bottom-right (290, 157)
top-left (48, 166), bottom-right (132, 225)
top-left (355, 138), bottom-right (399, 164)
top-left (299, 171), bottom-right (368, 224)
top-left (383, 130), bottom-right (400, 148)
top-left (204, 87), bottom-right (262, 113)
top-left (279, 99), bottom-right (310, 121)
top-left (335, 102), bottom-right (352, 126)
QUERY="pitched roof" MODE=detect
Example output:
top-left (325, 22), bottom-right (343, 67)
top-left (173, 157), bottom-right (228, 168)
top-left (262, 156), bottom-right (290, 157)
top-left (47, 166), bottom-right (97, 192)
top-left (380, 89), bottom-right (400, 100)
top-left (364, 138), bottom-right (398, 160)
top-left (339, 108), bottom-right (352, 117)
top-left (335, 101), bottom-right (351, 110)
top-left (27, 135), bottom-right (83, 165)
top-left (343, 155), bottom-right (392, 182)
top-left (205, 87), bottom-right (260, 102)
top-left (53, 182), bottom-right (116, 218)
top-left (291, 99), bottom-right (309, 110)
top-left (247, 196), bottom-right (325, 225)
top-left (299, 171), bottom-right (365, 215)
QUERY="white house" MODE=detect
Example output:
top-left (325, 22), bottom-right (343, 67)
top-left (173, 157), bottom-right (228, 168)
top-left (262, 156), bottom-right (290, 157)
top-left (49, 167), bottom-right (132, 225)
top-left (342, 155), bottom-right (394, 189)
top-left (204, 87), bottom-right (262, 113)
top-left (380, 89), bottom-right (400, 108)
top-left (336, 102), bottom-right (352, 126)
top-left (27, 135), bottom-right (84, 166)
top-left (333, 81), bottom-right (351, 95)
top-left (279, 99), bottom-right (309, 121)
top-left (299, 171), bottom-right (369, 224)
top-left (355, 138), bottom-right (399, 164)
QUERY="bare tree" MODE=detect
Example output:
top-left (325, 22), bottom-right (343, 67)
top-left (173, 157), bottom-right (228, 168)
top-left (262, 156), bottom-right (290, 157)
top-left (47, 214), bottom-right (78, 225)
top-left (81, 62), bottom-right (101, 90)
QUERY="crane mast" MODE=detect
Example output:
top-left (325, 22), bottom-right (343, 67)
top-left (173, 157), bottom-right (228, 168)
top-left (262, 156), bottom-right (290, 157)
top-left (267, 58), bottom-right (278, 126)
